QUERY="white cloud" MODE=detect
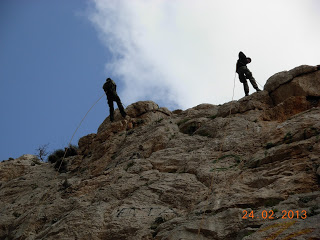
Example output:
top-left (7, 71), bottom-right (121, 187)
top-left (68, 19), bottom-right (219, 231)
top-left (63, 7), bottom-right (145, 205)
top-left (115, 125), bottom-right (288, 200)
top-left (88, 0), bottom-right (320, 109)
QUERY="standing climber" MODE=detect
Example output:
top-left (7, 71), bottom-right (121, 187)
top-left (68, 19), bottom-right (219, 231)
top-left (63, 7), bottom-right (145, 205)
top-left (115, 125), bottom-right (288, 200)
top-left (236, 51), bottom-right (261, 96)
top-left (103, 78), bottom-right (127, 122)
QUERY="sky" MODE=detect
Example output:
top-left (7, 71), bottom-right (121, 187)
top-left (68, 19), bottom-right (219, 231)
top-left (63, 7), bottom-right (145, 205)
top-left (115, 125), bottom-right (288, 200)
top-left (1, 0), bottom-right (319, 161)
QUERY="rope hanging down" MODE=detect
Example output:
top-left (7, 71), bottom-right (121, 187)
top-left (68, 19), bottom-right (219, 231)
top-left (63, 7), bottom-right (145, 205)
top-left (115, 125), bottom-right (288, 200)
top-left (57, 94), bottom-right (105, 172)
top-left (21, 94), bottom-right (105, 239)
top-left (197, 71), bottom-right (237, 238)
top-left (255, 79), bottom-right (264, 89)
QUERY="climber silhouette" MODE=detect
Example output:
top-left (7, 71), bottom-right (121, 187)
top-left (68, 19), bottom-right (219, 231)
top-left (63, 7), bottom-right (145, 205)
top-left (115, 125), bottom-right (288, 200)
top-left (236, 51), bottom-right (261, 96)
top-left (103, 78), bottom-right (127, 122)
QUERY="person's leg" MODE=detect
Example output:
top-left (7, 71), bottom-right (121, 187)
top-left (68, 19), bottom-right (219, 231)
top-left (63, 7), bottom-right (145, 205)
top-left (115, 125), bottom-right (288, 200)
top-left (244, 68), bottom-right (260, 91)
top-left (249, 78), bottom-right (260, 91)
top-left (243, 80), bottom-right (249, 96)
top-left (108, 99), bottom-right (115, 122)
top-left (238, 71), bottom-right (249, 96)
top-left (115, 95), bottom-right (127, 118)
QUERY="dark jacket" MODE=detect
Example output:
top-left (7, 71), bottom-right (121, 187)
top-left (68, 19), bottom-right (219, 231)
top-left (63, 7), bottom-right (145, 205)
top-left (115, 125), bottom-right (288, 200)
top-left (103, 79), bottom-right (117, 99)
top-left (236, 51), bottom-right (249, 72)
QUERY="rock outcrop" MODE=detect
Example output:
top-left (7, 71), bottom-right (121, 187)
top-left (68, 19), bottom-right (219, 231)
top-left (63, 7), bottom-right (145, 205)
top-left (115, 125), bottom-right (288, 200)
top-left (0, 65), bottom-right (320, 239)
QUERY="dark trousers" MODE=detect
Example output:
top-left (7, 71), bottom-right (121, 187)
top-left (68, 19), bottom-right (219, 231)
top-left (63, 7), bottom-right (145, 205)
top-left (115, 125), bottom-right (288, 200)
top-left (237, 66), bottom-right (259, 95)
top-left (107, 95), bottom-right (126, 121)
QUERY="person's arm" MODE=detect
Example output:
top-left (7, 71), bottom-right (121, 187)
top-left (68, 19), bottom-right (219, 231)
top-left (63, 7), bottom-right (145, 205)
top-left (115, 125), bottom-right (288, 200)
top-left (112, 80), bottom-right (117, 92)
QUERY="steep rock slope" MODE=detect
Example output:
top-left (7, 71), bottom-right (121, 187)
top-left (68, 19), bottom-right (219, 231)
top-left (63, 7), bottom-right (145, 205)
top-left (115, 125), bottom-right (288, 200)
top-left (0, 65), bottom-right (320, 240)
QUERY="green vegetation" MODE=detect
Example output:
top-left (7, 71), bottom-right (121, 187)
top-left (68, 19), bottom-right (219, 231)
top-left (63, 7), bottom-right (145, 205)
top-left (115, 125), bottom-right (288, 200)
top-left (155, 118), bottom-right (164, 124)
top-left (303, 126), bottom-right (319, 140)
top-left (151, 216), bottom-right (165, 230)
top-left (32, 158), bottom-right (41, 165)
top-left (125, 161), bottom-right (135, 171)
top-left (136, 119), bottom-right (145, 125)
top-left (169, 133), bottom-right (176, 141)
top-left (48, 149), bottom-right (65, 163)
top-left (310, 127), bottom-right (319, 134)
top-left (151, 216), bottom-right (166, 238)
top-left (62, 179), bottom-right (71, 189)
top-left (210, 154), bottom-right (241, 171)
top-left (308, 205), bottom-right (319, 217)
top-left (126, 129), bottom-right (134, 135)
top-left (299, 196), bottom-right (313, 203)
top-left (210, 167), bottom-right (229, 172)
top-left (244, 158), bottom-right (262, 169)
top-left (264, 198), bottom-right (281, 207)
top-left (177, 118), bottom-right (190, 126)
top-left (186, 122), bottom-right (198, 135)
top-left (13, 212), bottom-right (21, 218)
top-left (243, 230), bottom-right (256, 237)
top-left (283, 132), bottom-right (293, 144)
top-left (218, 154), bottom-right (241, 164)
top-left (197, 129), bottom-right (212, 138)
top-left (265, 142), bottom-right (276, 149)
top-left (111, 153), bottom-right (118, 160)
top-left (48, 145), bottom-right (78, 163)
top-left (208, 114), bottom-right (217, 120)
top-left (47, 144), bottom-right (78, 173)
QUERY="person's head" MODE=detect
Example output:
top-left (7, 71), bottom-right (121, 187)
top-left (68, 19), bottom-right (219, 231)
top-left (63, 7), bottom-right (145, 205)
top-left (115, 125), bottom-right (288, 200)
top-left (247, 58), bottom-right (251, 63)
top-left (106, 78), bottom-right (111, 82)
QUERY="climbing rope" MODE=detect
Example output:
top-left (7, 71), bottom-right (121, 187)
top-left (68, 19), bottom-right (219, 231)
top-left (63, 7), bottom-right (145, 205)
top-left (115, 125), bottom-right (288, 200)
top-left (197, 72), bottom-right (237, 238)
top-left (256, 79), bottom-right (264, 89)
top-left (20, 94), bottom-right (105, 239)
top-left (57, 94), bottom-right (104, 172)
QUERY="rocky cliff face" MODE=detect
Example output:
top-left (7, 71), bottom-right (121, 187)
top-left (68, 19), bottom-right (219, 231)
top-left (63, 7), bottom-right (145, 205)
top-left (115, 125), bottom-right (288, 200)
top-left (1, 65), bottom-right (320, 240)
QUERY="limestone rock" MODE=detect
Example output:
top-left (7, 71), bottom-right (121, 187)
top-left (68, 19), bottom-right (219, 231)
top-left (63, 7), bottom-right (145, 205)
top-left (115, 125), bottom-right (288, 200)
top-left (1, 66), bottom-right (320, 239)
top-left (98, 101), bottom-right (172, 134)
top-left (0, 154), bottom-right (39, 181)
top-left (262, 96), bottom-right (313, 122)
top-left (264, 65), bottom-right (317, 92)
top-left (270, 70), bottom-right (320, 105)
top-left (217, 90), bottom-right (272, 118)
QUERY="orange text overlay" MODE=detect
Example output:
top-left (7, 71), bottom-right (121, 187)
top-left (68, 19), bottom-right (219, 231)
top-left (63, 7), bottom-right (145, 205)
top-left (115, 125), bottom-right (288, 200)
top-left (242, 210), bottom-right (307, 220)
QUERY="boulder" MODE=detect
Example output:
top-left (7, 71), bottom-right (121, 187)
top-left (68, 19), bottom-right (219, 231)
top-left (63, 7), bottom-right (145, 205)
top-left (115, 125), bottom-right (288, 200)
top-left (264, 65), bottom-right (318, 92)
top-left (270, 70), bottom-right (320, 105)
top-left (97, 101), bottom-right (172, 134)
